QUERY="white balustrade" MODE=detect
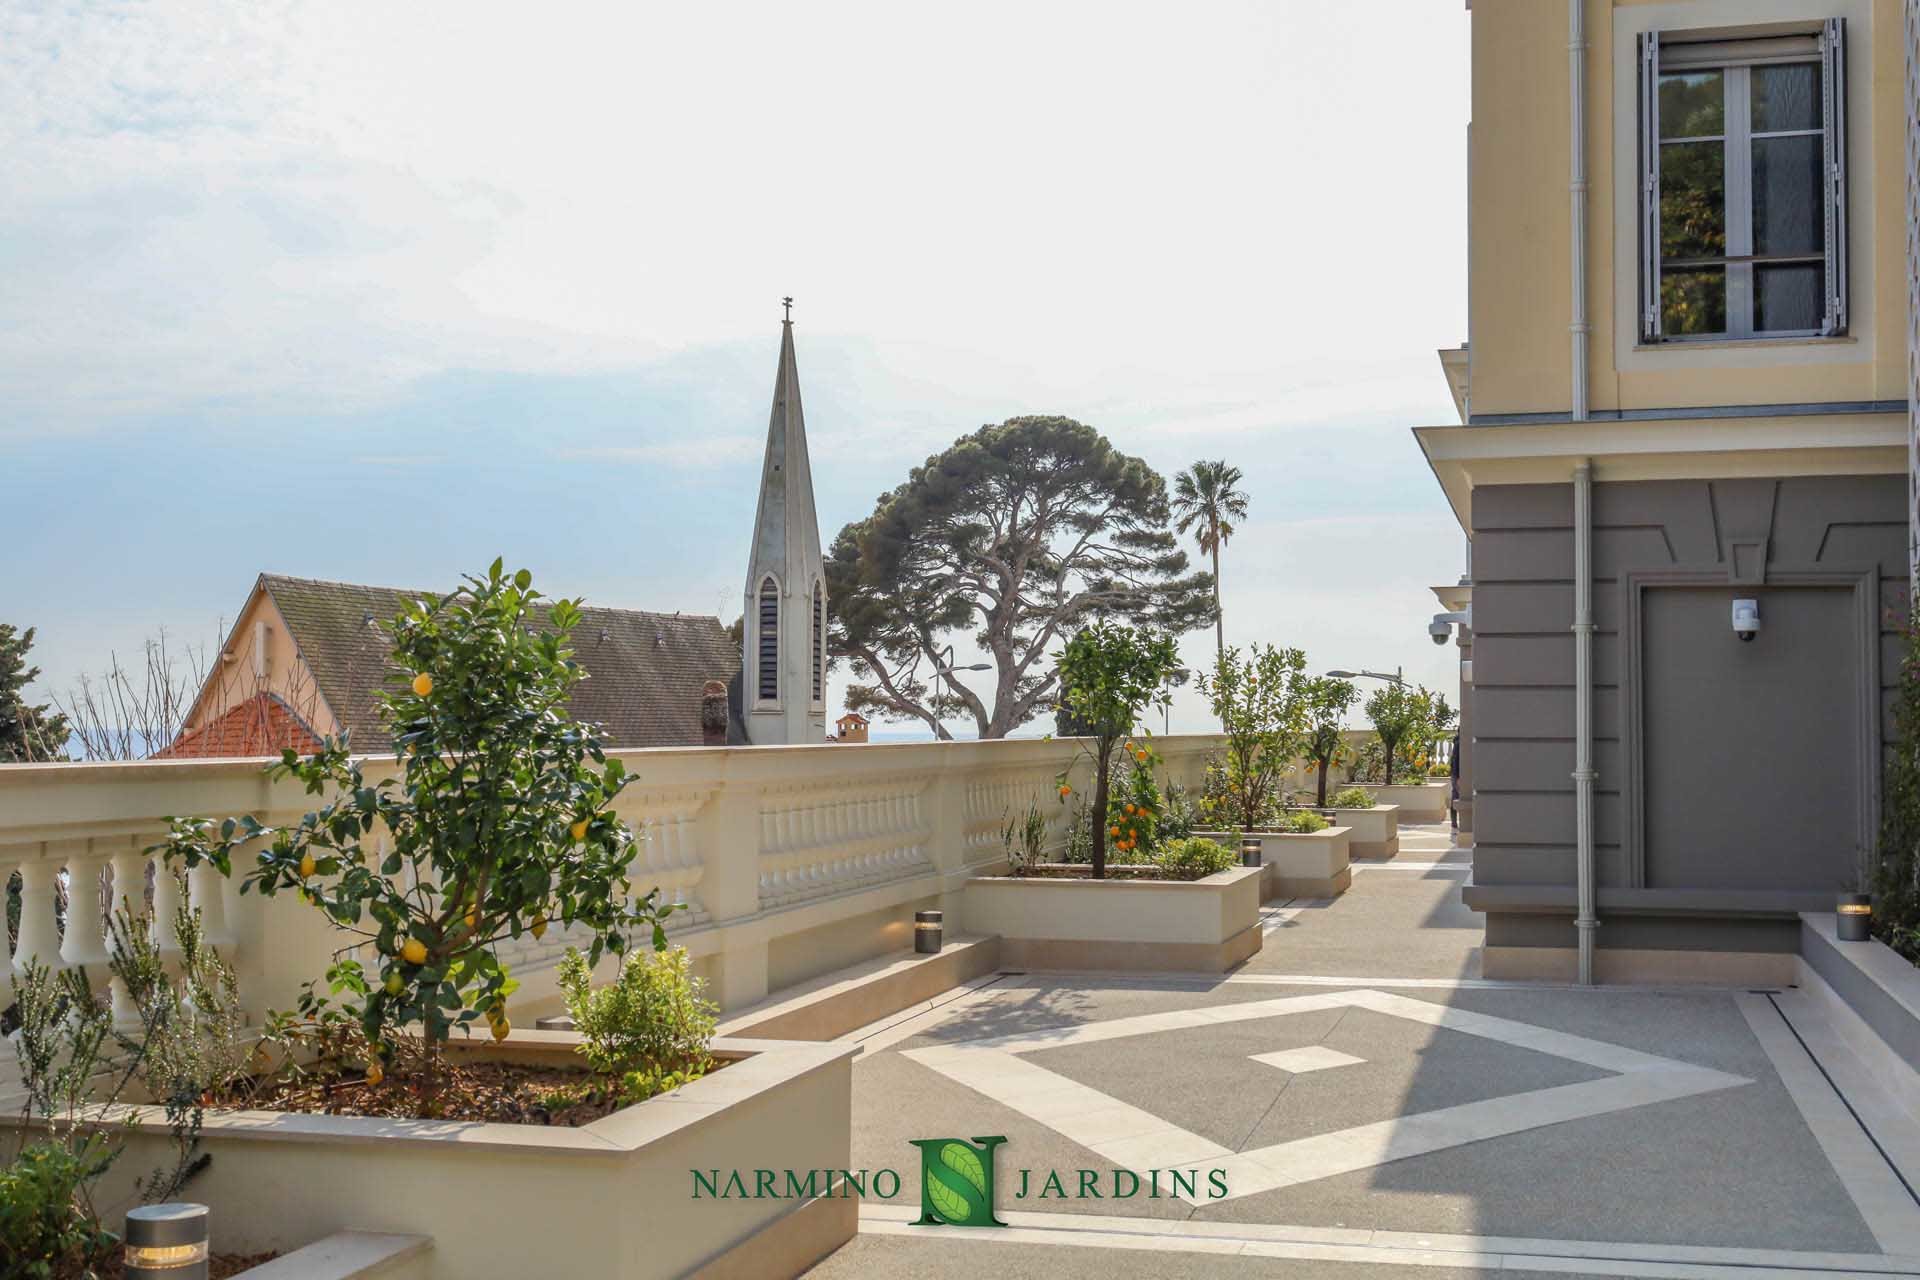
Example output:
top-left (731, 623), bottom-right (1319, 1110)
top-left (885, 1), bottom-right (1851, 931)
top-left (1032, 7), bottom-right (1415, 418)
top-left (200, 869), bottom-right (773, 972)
top-left (0, 735), bottom-right (1229, 1016)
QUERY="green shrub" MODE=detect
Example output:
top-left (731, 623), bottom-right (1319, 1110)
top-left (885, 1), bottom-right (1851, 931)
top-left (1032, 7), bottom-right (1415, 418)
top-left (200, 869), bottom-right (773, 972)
top-left (0, 1140), bottom-right (119, 1280)
top-left (1156, 837), bottom-right (1235, 880)
top-left (558, 944), bottom-right (717, 1082)
top-left (1330, 786), bottom-right (1374, 810)
top-left (1159, 783), bottom-right (1197, 842)
top-left (1275, 809), bottom-right (1328, 833)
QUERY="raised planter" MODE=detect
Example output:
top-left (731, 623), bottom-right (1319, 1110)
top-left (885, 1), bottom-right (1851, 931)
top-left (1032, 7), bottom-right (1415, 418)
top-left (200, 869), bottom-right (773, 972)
top-left (1798, 912), bottom-right (1920, 1120)
top-left (1193, 828), bottom-right (1352, 899)
top-left (1284, 804), bottom-right (1399, 858)
top-left (961, 865), bottom-right (1263, 972)
top-left (1345, 781), bottom-right (1449, 821)
top-left (16, 1033), bottom-right (857, 1280)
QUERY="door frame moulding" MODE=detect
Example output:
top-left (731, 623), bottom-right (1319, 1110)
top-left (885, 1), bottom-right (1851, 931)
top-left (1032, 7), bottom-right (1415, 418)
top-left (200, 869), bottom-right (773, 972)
top-left (1620, 564), bottom-right (1881, 890)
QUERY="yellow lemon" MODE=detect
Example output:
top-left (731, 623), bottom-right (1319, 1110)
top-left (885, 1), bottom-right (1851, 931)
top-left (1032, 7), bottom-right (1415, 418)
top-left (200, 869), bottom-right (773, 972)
top-left (570, 819), bottom-right (589, 842)
top-left (530, 914), bottom-right (548, 940)
top-left (491, 1017), bottom-right (511, 1041)
top-left (364, 1062), bottom-right (384, 1087)
top-left (464, 909), bottom-right (479, 932)
top-left (400, 938), bottom-right (428, 966)
top-left (384, 972), bottom-right (404, 996)
top-left (298, 852), bottom-right (316, 879)
top-left (411, 672), bottom-right (434, 698)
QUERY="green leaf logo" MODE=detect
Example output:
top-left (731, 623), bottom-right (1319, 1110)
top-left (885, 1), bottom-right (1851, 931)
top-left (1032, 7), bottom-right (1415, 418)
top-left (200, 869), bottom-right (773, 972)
top-left (924, 1170), bottom-right (970, 1222)
top-left (909, 1136), bottom-right (1007, 1228)
top-left (939, 1142), bottom-right (986, 1197)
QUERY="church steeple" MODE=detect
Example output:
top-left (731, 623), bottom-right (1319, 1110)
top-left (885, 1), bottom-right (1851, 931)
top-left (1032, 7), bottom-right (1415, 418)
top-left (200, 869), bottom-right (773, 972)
top-left (741, 300), bottom-right (827, 744)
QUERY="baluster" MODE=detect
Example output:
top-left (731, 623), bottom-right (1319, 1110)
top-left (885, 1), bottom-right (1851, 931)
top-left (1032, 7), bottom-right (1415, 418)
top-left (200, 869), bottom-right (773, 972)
top-left (108, 842), bottom-right (150, 1025)
top-left (59, 843), bottom-right (112, 975)
top-left (189, 857), bottom-right (231, 947)
top-left (0, 852), bottom-right (19, 1002)
top-left (151, 855), bottom-right (187, 954)
top-left (12, 857), bottom-right (63, 975)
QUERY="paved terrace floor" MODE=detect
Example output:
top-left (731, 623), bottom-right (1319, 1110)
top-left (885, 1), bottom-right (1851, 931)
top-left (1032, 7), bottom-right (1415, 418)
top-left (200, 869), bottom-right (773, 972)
top-left (805, 824), bottom-right (1920, 1279)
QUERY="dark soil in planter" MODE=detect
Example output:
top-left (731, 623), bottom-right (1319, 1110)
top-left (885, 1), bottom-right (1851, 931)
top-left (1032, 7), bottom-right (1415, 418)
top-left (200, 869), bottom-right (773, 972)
top-left (1013, 863), bottom-right (1209, 882)
top-left (215, 1055), bottom-right (720, 1127)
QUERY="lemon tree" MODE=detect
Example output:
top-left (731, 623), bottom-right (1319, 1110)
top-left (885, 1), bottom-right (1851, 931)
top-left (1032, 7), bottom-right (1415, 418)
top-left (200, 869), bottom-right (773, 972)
top-left (159, 560), bottom-right (665, 1099)
top-left (1199, 644), bottom-right (1310, 833)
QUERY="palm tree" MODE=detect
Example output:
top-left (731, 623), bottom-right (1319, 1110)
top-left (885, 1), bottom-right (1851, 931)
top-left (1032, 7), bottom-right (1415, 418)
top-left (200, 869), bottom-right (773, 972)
top-left (1170, 461), bottom-right (1250, 664)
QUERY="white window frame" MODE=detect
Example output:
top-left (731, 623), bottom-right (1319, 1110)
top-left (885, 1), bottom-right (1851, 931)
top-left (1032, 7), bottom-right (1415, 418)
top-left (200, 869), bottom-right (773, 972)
top-left (1638, 18), bottom-right (1848, 343)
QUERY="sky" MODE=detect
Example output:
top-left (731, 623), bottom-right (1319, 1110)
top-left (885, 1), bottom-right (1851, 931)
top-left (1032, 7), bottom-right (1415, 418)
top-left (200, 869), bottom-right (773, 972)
top-left (0, 0), bottom-right (1473, 738)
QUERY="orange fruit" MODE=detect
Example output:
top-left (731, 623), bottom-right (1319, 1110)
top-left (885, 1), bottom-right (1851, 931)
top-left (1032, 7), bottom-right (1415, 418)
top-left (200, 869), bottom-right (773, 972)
top-left (570, 819), bottom-right (589, 842)
top-left (411, 673), bottom-right (434, 698)
top-left (400, 938), bottom-right (428, 966)
top-left (364, 1062), bottom-right (384, 1087)
top-left (298, 852), bottom-right (316, 879)
top-left (491, 1017), bottom-right (511, 1042)
top-left (384, 972), bottom-right (404, 996)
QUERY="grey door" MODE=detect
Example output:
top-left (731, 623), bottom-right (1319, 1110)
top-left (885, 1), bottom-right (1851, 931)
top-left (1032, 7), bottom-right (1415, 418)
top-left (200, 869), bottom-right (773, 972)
top-left (1641, 585), bottom-right (1858, 891)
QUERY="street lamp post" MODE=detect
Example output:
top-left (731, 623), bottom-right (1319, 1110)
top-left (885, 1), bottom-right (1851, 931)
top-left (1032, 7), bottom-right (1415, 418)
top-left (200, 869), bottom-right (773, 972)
top-left (933, 646), bottom-right (992, 736)
top-left (1325, 666), bottom-right (1406, 688)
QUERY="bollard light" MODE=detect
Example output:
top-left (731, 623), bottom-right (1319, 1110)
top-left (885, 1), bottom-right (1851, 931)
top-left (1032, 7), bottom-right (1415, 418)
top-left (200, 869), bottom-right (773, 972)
top-left (1836, 894), bottom-right (1872, 942)
top-left (1240, 837), bottom-right (1263, 869)
top-left (125, 1203), bottom-right (209, 1280)
top-left (915, 909), bottom-right (943, 954)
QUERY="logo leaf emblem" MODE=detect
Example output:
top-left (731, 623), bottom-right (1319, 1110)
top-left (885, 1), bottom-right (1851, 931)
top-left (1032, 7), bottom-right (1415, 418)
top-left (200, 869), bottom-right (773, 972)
top-left (924, 1169), bottom-right (971, 1222)
top-left (939, 1141), bottom-right (987, 1197)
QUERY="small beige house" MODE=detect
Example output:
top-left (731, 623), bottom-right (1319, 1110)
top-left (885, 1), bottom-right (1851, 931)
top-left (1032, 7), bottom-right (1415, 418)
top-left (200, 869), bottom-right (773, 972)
top-left (157, 574), bottom-right (742, 758)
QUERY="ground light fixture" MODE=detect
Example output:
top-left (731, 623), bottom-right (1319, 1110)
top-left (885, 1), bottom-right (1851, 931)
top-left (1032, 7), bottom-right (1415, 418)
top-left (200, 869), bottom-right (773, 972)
top-left (1240, 836), bottom-right (1263, 869)
top-left (125, 1203), bottom-right (209, 1279)
top-left (1836, 894), bottom-right (1872, 942)
top-left (915, 909), bottom-right (943, 954)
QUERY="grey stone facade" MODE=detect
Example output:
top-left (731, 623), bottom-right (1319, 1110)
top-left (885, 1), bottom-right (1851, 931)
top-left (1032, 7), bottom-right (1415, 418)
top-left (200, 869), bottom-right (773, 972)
top-left (1467, 475), bottom-right (1908, 956)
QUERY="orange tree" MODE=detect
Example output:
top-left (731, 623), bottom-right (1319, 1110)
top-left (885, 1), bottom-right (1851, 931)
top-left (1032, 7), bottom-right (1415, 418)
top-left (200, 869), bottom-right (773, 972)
top-left (158, 560), bottom-right (664, 1103)
top-left (1053, 622), bottom-right (1180, 878)
top-left (1199, 644), bottom-right (1309, 833)
top-left (1300, 676), bottom-right (1359, 807)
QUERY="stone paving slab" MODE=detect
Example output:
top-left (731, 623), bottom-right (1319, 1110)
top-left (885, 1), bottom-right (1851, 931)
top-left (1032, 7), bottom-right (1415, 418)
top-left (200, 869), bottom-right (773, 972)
top-left (803, 1233), bottom-right (1621, 1279)
top-left (849, 977), bottom-right (1879, 1252)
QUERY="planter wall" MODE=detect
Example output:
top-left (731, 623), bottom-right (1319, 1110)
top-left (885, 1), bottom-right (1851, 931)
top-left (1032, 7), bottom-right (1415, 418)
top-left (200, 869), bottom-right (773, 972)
top-left (1346, 781), bottom-right (1450, 821)
top-left (1192, 828), bottom-right (1352, 899)
top-left (961, 865), bottom-right (1263, 972)
top-left (1284, 805), bottom-right (1399, 859)
top-left (1798, 912), bottom-right (1920, 1120)
top-left (24, 1034), bottom-right (857, 1280)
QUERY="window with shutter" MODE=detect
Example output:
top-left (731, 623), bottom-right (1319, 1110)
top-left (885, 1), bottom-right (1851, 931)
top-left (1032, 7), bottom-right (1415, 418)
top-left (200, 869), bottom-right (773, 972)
top-left (757, 577), bottom-right (779, 703)
top-left (1638, 20), bottom-right (1848, 342)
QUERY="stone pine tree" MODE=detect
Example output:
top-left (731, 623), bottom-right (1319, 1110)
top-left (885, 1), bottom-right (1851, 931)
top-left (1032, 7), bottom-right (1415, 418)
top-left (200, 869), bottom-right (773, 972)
top-left (1170, 460), bottom-right (1249, 665)
top-left (827, 416), bottom-right (1214, 739)
top-left (0, 623), bottom-right (69, 762)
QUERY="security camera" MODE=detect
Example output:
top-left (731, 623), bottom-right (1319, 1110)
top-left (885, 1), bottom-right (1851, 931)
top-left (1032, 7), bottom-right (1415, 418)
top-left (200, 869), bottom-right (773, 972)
top-left (1731, 599), bottom-right (1760, 642)
top-left (1428, 607), bottom-right (1471, 647)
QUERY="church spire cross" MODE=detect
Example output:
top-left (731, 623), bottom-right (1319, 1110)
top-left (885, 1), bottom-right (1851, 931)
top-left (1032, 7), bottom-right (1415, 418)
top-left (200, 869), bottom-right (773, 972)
top-left (782, 296), bottom-right (793, 323)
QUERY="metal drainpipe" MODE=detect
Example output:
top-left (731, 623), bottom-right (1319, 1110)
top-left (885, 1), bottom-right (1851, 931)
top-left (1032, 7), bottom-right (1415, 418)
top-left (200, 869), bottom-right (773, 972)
top-left (1569, 0), bottom-right (1598, 985)
top-left (1574, 460), bottom-right (1598, 984)
top-left (1569, 0), bottom-right (1590, 421)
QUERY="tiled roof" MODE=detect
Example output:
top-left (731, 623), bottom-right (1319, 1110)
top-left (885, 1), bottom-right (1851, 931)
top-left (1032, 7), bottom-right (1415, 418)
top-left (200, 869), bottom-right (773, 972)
top-left (260, 574), bottom-right (743, 751)
top-left (153, 691), bottom-right (325, 759)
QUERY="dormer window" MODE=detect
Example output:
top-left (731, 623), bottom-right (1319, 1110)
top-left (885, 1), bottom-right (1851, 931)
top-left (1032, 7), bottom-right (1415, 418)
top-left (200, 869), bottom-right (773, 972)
top-left (1638, 20), bottom-right (1847, 341)
top-left (757, 577), bottom-right (779, 703)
